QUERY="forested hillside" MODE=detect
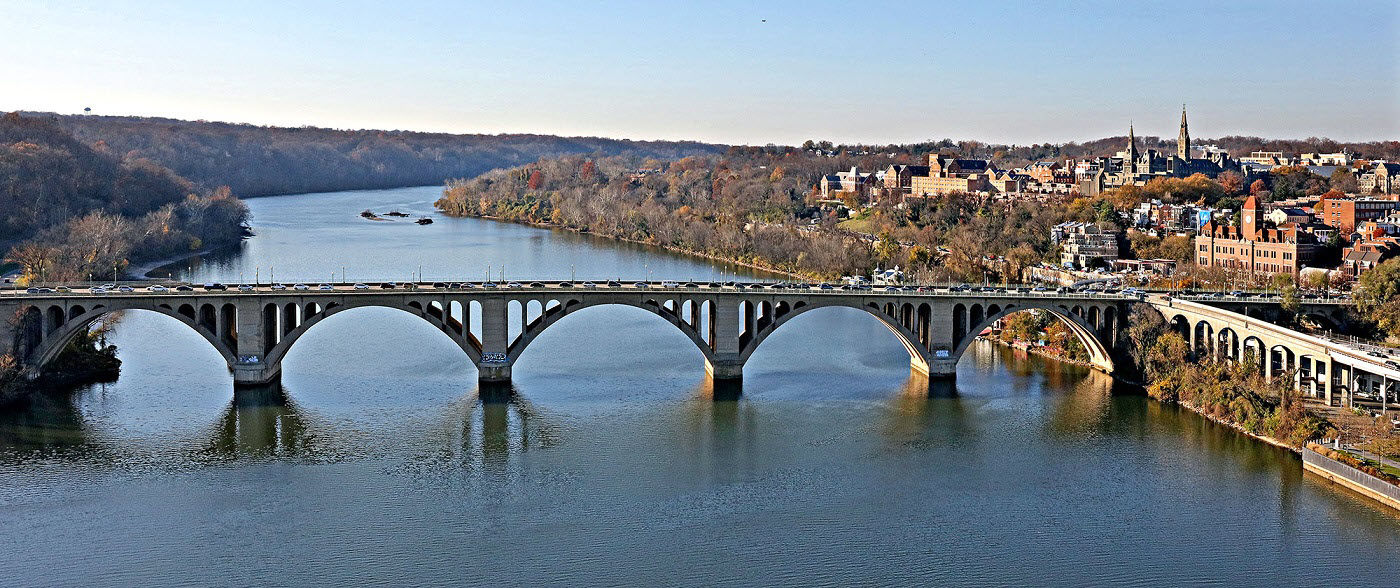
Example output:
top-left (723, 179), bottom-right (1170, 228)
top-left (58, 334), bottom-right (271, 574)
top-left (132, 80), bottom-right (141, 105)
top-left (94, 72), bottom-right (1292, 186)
top-left (1, 112), bottom-right (248, 282)
top-left (42, 113), bottom-right (725, 197)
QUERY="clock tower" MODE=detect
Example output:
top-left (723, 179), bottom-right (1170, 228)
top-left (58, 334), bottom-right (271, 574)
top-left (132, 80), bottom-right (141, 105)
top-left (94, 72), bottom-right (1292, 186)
top-left (1241, 195), bottom-right (1260, 240)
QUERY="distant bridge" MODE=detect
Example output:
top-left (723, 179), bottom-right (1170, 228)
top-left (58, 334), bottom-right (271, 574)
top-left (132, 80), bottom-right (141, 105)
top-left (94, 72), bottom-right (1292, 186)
top-left (0, 281), bottom-right (1390, 409)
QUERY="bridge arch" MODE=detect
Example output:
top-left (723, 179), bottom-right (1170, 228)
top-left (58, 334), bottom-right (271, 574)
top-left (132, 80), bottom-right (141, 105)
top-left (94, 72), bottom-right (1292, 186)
top-left (262, 298), bottom-right (485, 368)
top-left (25, 304), bottom-right (236, 374)
top-left (1217, 328), bottom-right (1239, 361)
top-left (736, 298), bottom-right (930, 370)
top-left (1194, 321), bottom-right (1214, 357)
top-left (506, 300), bottom-right (716, 368)
top-left (950, 303), bottom-right (1115, 373)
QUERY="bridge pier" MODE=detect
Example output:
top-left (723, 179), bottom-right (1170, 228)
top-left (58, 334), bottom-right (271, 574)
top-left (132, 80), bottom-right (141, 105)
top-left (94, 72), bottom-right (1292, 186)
top-left (704, 356), bottom-right (745, 381)
top-left (477, 362), bottom-right (512, 383)
top-left (232, 379), bottom-right (286, 406)
top-left (921, 359), bottom-right (958, 379)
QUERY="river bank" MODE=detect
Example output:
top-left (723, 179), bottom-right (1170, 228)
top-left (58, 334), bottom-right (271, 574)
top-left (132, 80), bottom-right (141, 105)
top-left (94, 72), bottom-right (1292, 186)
top-left (0, 333), bottom-right (120, 407)
top-left (985, 327), bottom-right (1327, 454)
top-left (438, 211), bottom-right (812, 281)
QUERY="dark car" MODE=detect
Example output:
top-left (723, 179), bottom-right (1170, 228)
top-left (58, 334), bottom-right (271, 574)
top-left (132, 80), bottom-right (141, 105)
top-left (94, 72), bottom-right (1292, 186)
top-left (203, 283), bottom-right (227, 291)
top-left (381, 282), bottom-right (397, 289)
top-left (176, 285), bottom-right (194, 292)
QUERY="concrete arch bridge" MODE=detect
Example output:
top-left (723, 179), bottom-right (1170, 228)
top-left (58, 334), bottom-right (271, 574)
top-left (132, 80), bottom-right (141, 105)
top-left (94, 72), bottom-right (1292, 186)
top-left (1, 284), bottom-right (1134, 393)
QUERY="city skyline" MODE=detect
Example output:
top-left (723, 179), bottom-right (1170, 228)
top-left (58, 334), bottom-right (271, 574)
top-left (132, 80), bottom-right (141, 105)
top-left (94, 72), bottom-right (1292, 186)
top-left (2, 0), bottom-right (1397, 145)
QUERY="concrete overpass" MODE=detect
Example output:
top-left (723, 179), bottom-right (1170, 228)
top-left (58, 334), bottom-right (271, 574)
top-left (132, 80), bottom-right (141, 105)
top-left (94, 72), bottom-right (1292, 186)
top-left (1157, 296), bottom-right (1398, 410)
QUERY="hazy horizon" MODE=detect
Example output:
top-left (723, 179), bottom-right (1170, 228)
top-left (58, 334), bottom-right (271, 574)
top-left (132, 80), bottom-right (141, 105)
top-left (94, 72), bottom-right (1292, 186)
top-left (3, 0), bottom-right (1398, 145)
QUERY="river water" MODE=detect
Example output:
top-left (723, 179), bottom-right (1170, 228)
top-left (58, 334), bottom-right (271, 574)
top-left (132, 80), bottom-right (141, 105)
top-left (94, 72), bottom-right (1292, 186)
top-left (1, 186), bottom-right (1397, 587)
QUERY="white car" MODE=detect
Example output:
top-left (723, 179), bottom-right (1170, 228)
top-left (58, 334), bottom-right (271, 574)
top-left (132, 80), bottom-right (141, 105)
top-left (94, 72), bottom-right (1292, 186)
top-left (582, 281), bottom-right (597, 289)
top-left (318, 284), bottom-right (334, 291)
top-left (238, 284), bottom-right (254, 292)
top-left (293, 284), bottom-right (310, 291)
top-left (507, 282), bottom-right (522, 288)
top-left (117, 285), bottom-right (134, 292)
top-left (270, 283), bottom-right (287, 291)
top-left (353, 283), bottom-right (369, 290)
top-left (147, 285), bottom-right (168, 292)
top-left (662, 281), bottom-right (679, 288)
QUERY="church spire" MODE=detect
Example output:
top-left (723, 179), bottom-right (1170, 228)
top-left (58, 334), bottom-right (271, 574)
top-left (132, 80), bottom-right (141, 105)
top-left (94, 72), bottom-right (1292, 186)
top-left (1178, 105), bottom-right (1191, 160)
top-left (1126, 122), bottom-right (1138, 174)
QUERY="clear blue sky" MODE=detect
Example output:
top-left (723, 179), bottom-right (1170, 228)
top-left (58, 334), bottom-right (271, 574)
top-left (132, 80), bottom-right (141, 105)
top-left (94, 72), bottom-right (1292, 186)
top-left (2, 0), bottom-right (1397, 145)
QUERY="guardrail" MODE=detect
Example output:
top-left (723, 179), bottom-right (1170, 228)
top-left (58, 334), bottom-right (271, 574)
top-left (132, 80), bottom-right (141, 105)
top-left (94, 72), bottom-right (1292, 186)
top-left (2, 281), bottom-right (1143, 300)
top-left (1302, 446), bottom-right (1400, 509)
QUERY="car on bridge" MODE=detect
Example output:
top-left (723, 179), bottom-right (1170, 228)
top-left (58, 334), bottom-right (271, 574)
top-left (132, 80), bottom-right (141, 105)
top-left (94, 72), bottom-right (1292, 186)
top-left (354, 283), bottom-right (369, 290)
top-left (270, 283), bottom-right (287, 291)
top-left (318, 284), bottom-right (333, 291)
top-left (582, 282), bottom-right (597, 288)
top-left (203, 283), bottom-right (228, 291)
top-left (176, 285), bottom-right (194, 292)
top-left (238, 284), bottom-right (254, 292)
top-left (147, 285), bottom-right (168, 292)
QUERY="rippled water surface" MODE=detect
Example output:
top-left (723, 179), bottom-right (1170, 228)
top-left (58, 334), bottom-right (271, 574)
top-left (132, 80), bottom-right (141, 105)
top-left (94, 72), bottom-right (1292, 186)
top-left (2, 186), bottom-right (1397, 587)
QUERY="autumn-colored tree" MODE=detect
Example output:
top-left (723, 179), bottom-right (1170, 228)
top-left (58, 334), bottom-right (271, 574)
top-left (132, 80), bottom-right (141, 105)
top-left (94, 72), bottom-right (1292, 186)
top-left (579, 160), bottom-right (596, 180)
top-left (1329, 168), bottom-right (1358, 193)
top-left (907, 245), bottom-right (931, 267)
top-left (1217, 171), bottom-right (1244, 195)
top-left (1249, 179), bottom-right (1267, 197)
top-left (874, 233), bottom-right (900, 262)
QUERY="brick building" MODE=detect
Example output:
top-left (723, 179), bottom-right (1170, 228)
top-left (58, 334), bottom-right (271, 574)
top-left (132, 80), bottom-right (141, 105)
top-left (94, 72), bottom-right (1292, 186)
top-left (1314, 196), bottom-right (1399, 234)
top-left (1195, 196), bottom-right (1318, 276)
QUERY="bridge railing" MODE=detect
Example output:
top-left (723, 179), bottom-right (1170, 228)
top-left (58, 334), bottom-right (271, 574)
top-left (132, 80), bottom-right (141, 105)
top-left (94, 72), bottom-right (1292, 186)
top-left (3, 280), bottom-right (1145, 300)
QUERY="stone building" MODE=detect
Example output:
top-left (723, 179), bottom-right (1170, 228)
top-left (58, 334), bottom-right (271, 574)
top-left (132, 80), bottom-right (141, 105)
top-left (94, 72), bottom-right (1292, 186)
top-left (909, 156), bottom-right (995, 197)
top-left (1054, 222), bottom-right (1119, 269)
top-left (820, 166), bottom-right (879, 200)
top-left (1359, 162), bottom-right (1400, 195)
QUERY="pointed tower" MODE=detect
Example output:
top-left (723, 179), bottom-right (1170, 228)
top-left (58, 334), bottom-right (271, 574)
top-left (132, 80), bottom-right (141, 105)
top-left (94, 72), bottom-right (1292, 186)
top-left (1177, 105), bottom-right (1191, 161)
top-left (1126, 122), bottom-right (1139, 175)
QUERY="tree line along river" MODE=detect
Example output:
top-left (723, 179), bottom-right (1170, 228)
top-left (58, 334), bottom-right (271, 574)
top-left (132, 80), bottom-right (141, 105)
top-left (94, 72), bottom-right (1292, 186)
top-left (0, 185), bottom-right (1396, 587)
